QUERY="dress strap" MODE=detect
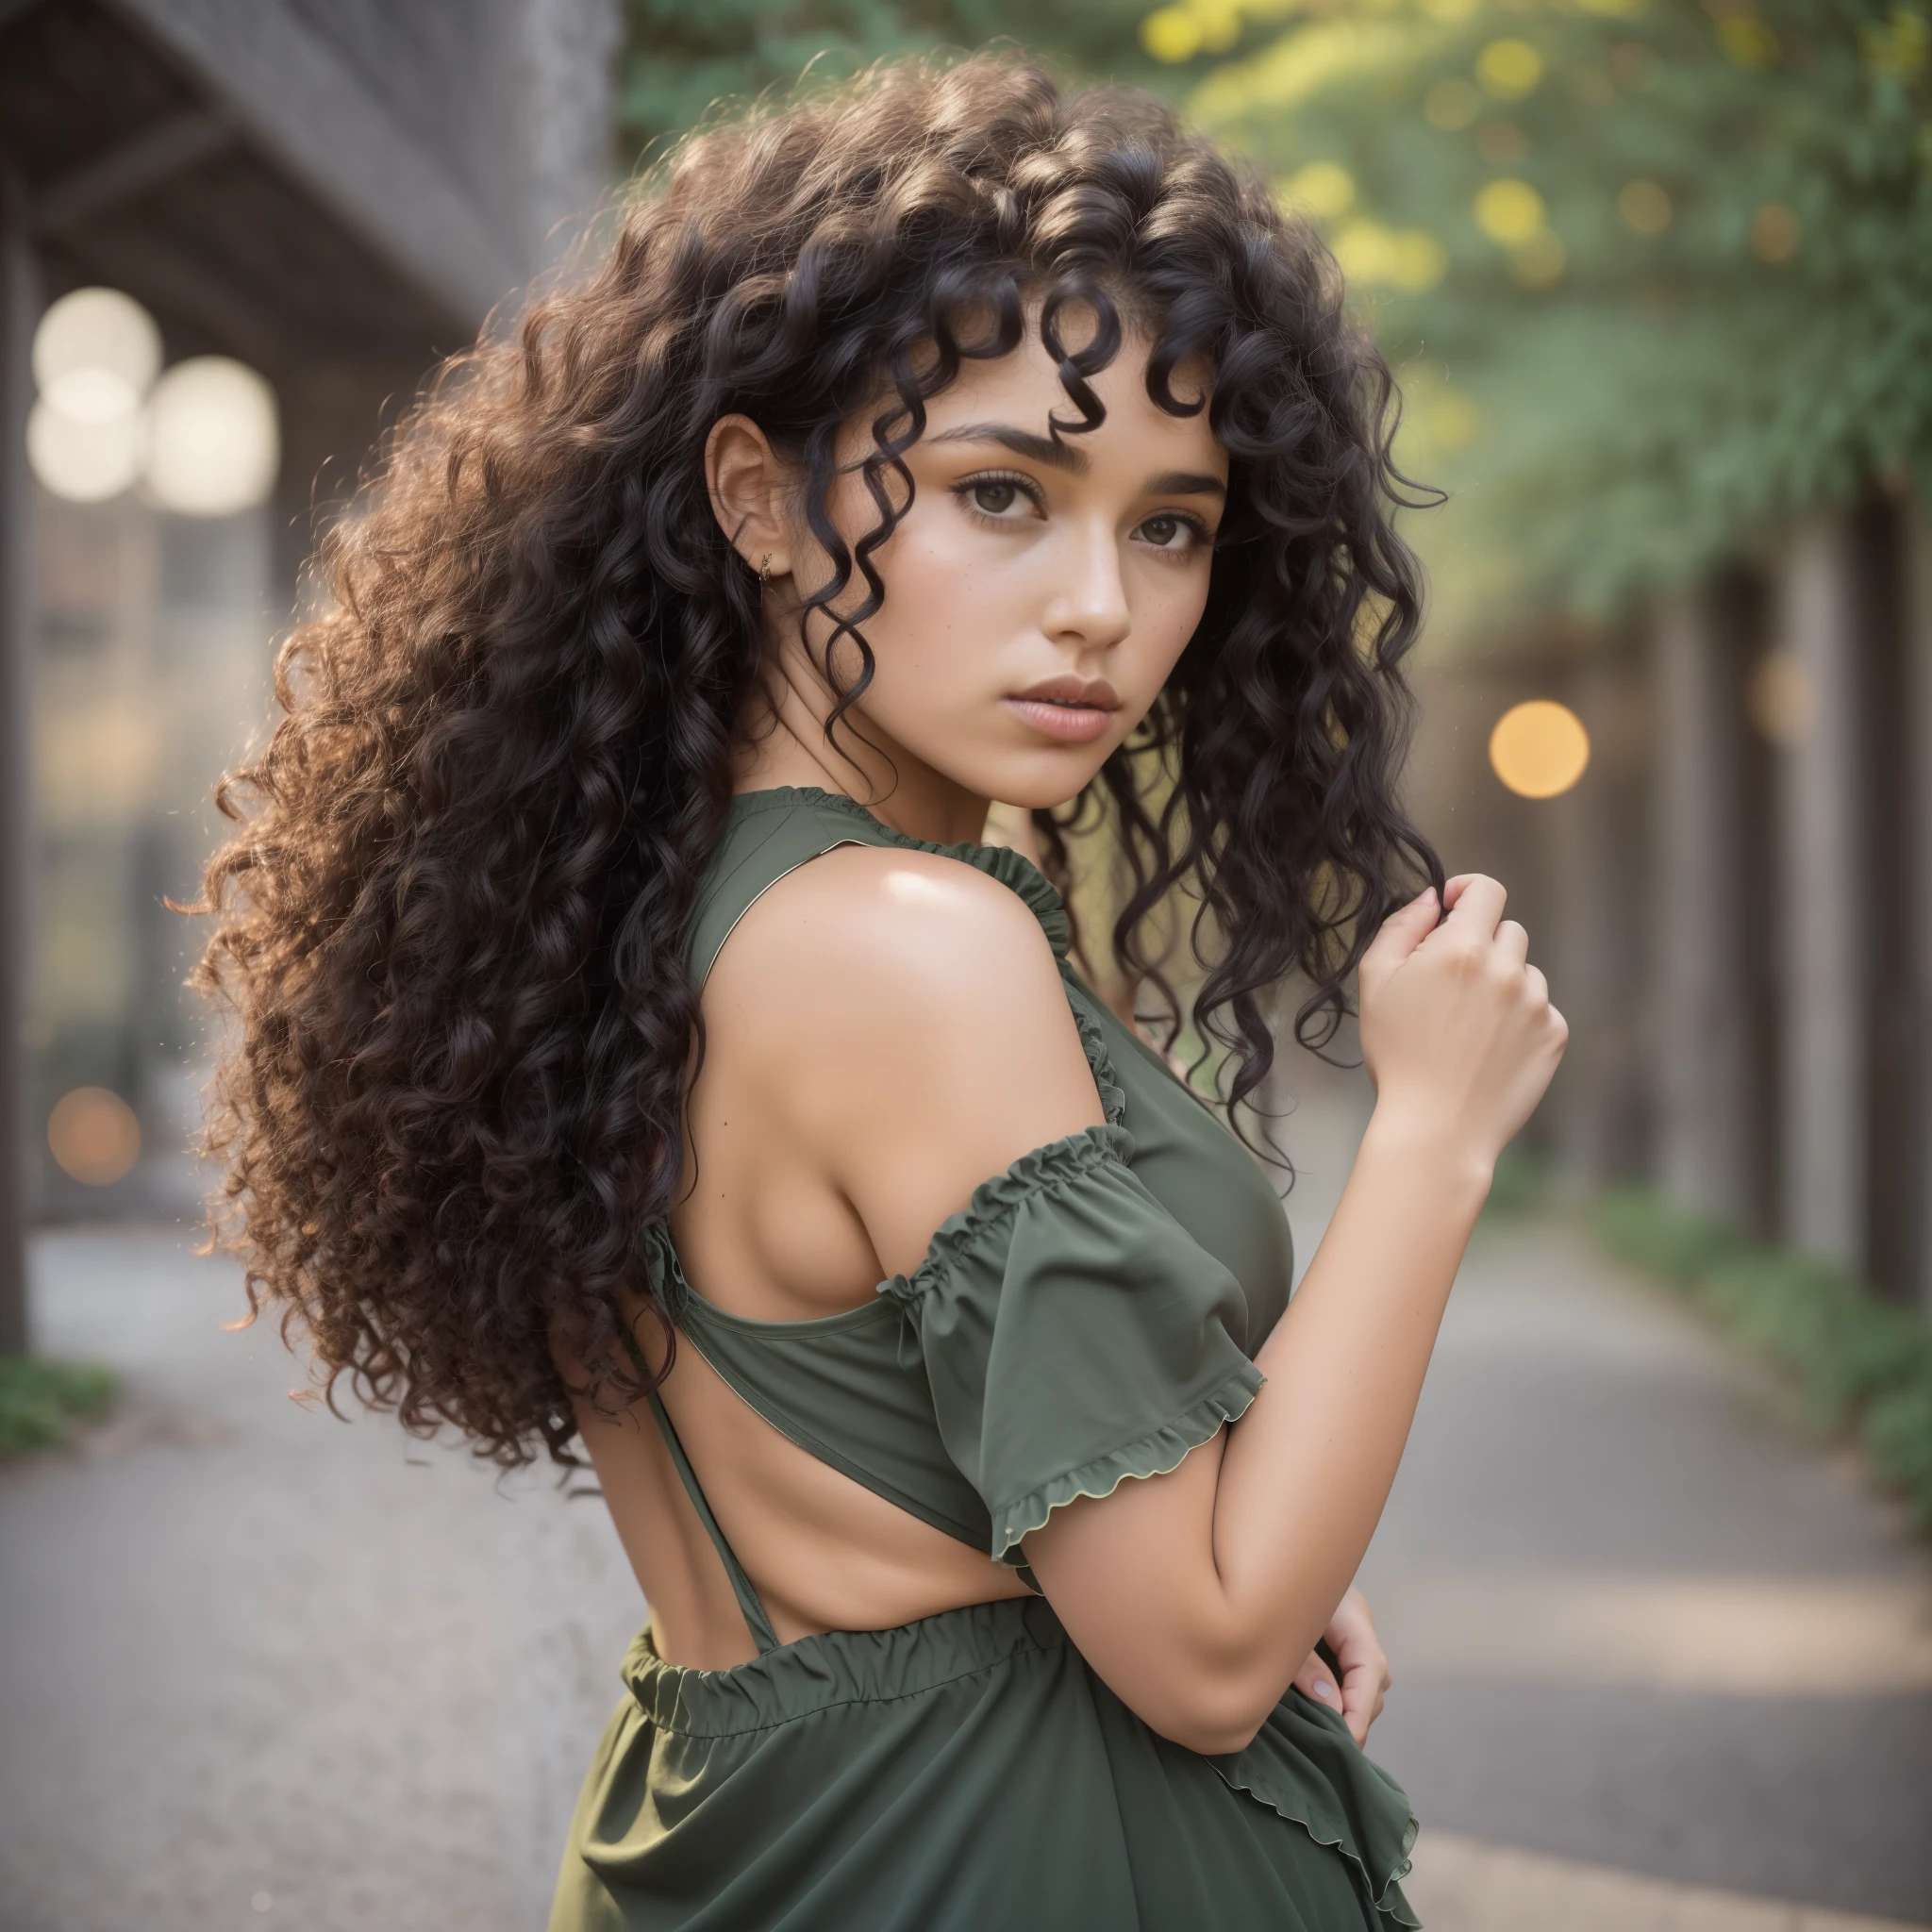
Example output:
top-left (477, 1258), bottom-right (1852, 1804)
top-left (643, 1389), bottom-right (781, 1656)
top-left (619, 1316), bottom-right (780, 1656)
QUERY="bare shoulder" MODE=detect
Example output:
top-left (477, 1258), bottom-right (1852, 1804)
top-left (707, 841), bottom-right (1067, 1037)
top-left (706, 843), bottom-right (1104, 1263)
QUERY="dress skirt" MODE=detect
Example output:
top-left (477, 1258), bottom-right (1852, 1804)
top-left (549, 1595), bottom-right (1420, 1931)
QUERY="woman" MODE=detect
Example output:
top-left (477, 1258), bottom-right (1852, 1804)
top-left (196, 54), bottom-right (1565, 1931)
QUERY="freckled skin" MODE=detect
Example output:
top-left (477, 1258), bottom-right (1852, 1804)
top-left (561, 324), bottom-right (1566, 1750)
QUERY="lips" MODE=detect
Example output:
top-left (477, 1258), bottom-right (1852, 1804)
top-left (1005, 675), bottom-right (1122, 745)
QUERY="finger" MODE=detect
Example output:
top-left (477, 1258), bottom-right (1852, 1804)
top-left (1359, 887), bottom-right (1441, 980)
top-left (1338, 1661), bottom-right (1381, 1745)
top-left (1441, 873), bottom-right (1507, 941)
top-left (1441, 873), bottom-right (1481, 910)
top-left (1495, 920), bottom-right (1529, 969)
top-left (1524, 963), bottom-right (1549, 1007)
top-left (1291, 1652), bottom-right (1342, 1714)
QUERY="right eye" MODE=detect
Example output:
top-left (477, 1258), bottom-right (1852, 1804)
top-left (972, 480), bottom-right (1022, 515)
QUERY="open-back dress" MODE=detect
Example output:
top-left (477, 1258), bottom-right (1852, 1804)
top-left (549, 786), bottom-right (1420, 1931)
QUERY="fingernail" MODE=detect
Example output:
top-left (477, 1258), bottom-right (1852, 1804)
top-left (1311, 1680), bottom-right (1335, 1701)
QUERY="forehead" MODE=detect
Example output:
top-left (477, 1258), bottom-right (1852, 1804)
top-left (915, 327), bottom-right (1224, 473)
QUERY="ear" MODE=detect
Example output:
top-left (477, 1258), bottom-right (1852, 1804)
top-left (705, 414), bottom-right (791, 578)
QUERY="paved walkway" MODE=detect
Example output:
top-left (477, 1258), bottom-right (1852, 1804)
top-left (3, 1177), bottom-right (1929, 1928)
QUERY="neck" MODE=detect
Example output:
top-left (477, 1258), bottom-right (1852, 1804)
top-left (731, 655), bottom-right (991, 847)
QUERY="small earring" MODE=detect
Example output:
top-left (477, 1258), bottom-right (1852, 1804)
top-left (758, 553), bottom-right (773, 587)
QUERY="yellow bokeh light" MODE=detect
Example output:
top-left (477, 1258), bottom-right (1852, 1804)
top-left (1474, 177), bottom-right (1546, 244)
top-left (1618, 178), bottom-right (1673, 234)
top-left (47, 1087), bottom-right (142, 1186)
top-left (1331, 221), bottom-right (1450, 291)
top-left (1280, 160), bottom-right (1357, 219)
top-left (1510, 228), bottom-right (1568, 285)
top-left (1717, 13), bottom-right (1779, 66)
top-left (1477, 38), bottom-right (1544, 97)
top-left (1421, 0), bottom-right (1483, 19)
top-left (1489, 700), bottom-right (1591, 799)
top-left (1141, 6), bottom-right (1204, 62)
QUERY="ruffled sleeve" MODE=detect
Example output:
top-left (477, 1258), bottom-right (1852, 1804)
top-left (879, 1122), bottom-right (1264, 1566)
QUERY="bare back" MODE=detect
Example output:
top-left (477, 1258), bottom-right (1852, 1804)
top-left (566, 836), bottom-right (1103, 1665)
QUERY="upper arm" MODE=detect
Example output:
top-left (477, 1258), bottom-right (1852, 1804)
top-left (705, 844), bottom-right (1105, 1276)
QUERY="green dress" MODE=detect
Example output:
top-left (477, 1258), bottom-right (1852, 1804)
top-left (550, 787), bottom-right (1420, 1932)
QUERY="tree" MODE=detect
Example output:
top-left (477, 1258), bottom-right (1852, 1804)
top-left (1169, 0), bottom-right (1932, 624)
top-left (619, 0), bottom-right (1171, 155)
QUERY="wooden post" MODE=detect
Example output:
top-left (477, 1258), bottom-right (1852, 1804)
top-left (1774, 512), bottom-right (1869, 1272)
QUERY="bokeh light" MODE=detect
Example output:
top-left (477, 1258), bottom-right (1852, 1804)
top-left (1510, 229), bottom-right (1568, 286)
top-left (1477, 39), bottom-right (1545, 98)
top-left (1618, 179), bottom-right (1674, 235)
top-left (47, 1087), bottom-right (142, 1186)
top-left (1424, 77), bottom-right (1483, 129)
top-left (32, 287), bottom-right (160, 416)
top-left (1333, 220), bottom-right (1450, 291)
top-left (26, 400), bottom-right (144, 502)
top-left (1751, 202), bottom-right (1800, 263)
top-left (1474, 178), bottom-right (1547, 245)
top-left (1475, 122), bottom-right (1529, 165)
top-left (27, 287), bottom-right (160, 503)
top-left (1489, 699), bottom-right (1591, 798)
top-left (143, 357), bottom-right (280, 517)
top-left (1279, 160), bottom-right (1357, 220)
top-left (1747, 650), bottom-right (1815, 744)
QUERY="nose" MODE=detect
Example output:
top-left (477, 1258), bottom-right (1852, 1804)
top-left (1041, 516), bottom-right (1131, 654)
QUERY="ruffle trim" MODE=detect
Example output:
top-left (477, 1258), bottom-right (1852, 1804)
top-left (732, 787), bottom-right (1128, 1129)
top-left (878, 1123), bottom-right (1137, 1305)
top-left (985, 1367), bottom-right (1263, 1564)
top-left (1210, 1726), bottom-right (1422, 1928)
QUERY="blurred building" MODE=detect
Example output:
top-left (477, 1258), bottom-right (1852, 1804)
top-left (1, 0), bottom-right (619, 1342)
top-left (1409, 494), bottom-right (1932, 1317)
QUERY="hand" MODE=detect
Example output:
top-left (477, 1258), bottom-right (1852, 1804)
top-left (1357, 874), bottom-right (1567, 1171)
top-left (1291, 1585), bottom-right (1391, 1746)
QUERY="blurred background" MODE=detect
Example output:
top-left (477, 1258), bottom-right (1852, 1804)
top-left (1, 2), bottom-right (1929, 1929)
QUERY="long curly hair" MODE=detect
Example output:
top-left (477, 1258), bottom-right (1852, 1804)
top-left (194, 53), bottom-right (1441, 1467)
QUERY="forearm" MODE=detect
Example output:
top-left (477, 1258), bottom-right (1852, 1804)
top-left (1206, 1109), bottom-right (1491, 1680)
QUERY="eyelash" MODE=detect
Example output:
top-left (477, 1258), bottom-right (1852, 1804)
top-left (950, 470), bottom-right (1212, 556)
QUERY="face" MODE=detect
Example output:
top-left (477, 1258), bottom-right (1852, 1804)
top-left (708, 324), bottom-right (1227, 825)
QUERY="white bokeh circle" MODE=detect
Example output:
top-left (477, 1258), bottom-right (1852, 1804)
top-left (142, 356), bottom-right (280, 516)
top-left (26, 396), bottom-right (145, 501)
top-left (32, 287), bottom-right (161, 403)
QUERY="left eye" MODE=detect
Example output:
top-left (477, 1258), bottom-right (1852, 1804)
top-left (1140, 514), bottom-right (1192, 548)
top-left (972, 480), bottom-right (1023, 514)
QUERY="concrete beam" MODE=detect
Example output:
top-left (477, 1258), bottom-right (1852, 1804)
top-left (28, 109), bottom-right (233, 235)
top-left (100, 0), bottom-right (525, 330)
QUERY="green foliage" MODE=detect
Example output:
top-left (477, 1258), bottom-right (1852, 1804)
top-left (0, 1356), bottom-right (116, 1457)
top-left (619, 0), bottom-right (1170, 157)
top-left (1594, 1185), bottom-right (1932, 1524)
top-left (1174, 0), bottom-right (1932, 624)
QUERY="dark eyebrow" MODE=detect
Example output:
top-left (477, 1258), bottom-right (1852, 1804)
top-left (1145, 470), bottom-right (1226, 499)
top-left (928, 423), bottom-right (1090, 475)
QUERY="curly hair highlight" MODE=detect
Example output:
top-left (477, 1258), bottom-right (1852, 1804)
top-left (193, 52), bottom-right (1441, 1467)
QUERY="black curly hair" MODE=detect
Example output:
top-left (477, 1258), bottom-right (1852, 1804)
top-left (193, 52), bottom-right (1441, 1467)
